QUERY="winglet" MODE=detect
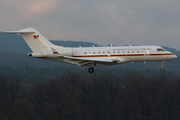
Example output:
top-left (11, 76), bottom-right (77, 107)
top-left (50, 47), bottom-right (60, 55)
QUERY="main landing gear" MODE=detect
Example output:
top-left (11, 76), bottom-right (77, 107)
top-left (88, 67), bottom-right (94, 73)
top-left (88, 61), bottom-right (166, 73)
top-left (160, 61), bottom-right (165, 71)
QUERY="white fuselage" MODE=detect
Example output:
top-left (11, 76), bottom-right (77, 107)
top-left (31, 45), bottom-right (177, 66)
top-left (4, 27), bottom-right (177, 71)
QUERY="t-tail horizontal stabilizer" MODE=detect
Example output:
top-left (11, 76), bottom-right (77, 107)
top-left (3, 31), bottom-right (35, 34)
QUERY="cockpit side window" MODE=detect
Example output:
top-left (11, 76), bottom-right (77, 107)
top-left (157, 48), bottom-right (166, 51)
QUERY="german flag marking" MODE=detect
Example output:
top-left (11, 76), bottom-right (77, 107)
top-left (53, 52), bottom-right (59, 54)
top-left (34, 35), bottom-right (39, 39)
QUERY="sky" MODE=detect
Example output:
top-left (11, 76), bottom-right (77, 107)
top-left (1, 0), bottom-right (180, 50)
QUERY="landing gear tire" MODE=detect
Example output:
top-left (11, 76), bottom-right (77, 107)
top-left (88, 67), bottom-right (94, 73)
top-left (160, 68), bottom-right (164, 71)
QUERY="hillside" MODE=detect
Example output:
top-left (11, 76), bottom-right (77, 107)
top-left (0, 32), bottom-right (180, 55)
top-left (0, 32), bottom-right (99, 53)
top-left (0, 32), bottom-right (179, 70)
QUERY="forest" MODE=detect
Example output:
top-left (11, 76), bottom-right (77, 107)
top-left (0, 65), bottom-right (180, 120)
top-left (1, 33), bottom-right (180, 119)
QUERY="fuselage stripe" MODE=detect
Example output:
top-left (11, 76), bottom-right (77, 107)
top-left (73, 54), bottom-right (175, 58)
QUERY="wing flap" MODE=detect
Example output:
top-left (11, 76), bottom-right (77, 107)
top-left (64, 56), bottom-right (113, 63)
top-left (63, 56), bottom-right (114, 67)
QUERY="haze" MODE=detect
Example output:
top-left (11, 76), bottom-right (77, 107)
top-left (1, 0), bottom-right (180, 50)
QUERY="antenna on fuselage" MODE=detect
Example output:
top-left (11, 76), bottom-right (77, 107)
top-left (110, 44), bottom-right (113, 47)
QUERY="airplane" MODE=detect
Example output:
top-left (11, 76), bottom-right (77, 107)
top-left (3, 27), bottom-right (177, 73)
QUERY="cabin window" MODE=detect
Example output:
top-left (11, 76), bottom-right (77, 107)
top-left (127, 51), bottom-right (129, 53)
top-left (118, 51), bottom-right (120, 53)
top-left (132, 51), bottom-right (134, 53)
top-left (123, 51), bottom-right (125, 53)
top-left (93, 52), bottom-right (95, 54)
top-left (98, 52), bottom-right (100, 54)
top-left (157, 48), bottom-right (165, 51)
top-left (84, 52), bottom-right (86, 54)
top-left (103, 52), bottom-right (105, 54)
top-left (113, 51), bottom-right (115, 53)
top-left (137, 51), bottom-right (139, 53)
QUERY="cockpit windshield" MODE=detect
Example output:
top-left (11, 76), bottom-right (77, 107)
top-left (157, 48), bottom-right (166, 51)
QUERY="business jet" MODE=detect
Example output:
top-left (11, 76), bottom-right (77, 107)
top-left (3, 28), bottom-right (177, 73)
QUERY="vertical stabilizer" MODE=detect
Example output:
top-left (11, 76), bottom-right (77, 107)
top-left (4, 27), bottom-right (60, 52)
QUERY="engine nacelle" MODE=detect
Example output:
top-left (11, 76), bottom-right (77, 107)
top-left (27, 50), bottom-right (54, 57)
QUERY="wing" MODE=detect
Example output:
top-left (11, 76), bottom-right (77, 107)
top-left (63, 56), bottom-right (114, 67)
top-left (50, 47), bottom-right (120, 67)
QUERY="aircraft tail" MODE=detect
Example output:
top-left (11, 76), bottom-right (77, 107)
top-left (4, 27), bottom-right (61, 52)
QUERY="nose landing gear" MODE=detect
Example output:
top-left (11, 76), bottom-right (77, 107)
top-left (160, 68), bottom-right (164, 71)
top-left (160, 61), bottom-right (165, 71)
